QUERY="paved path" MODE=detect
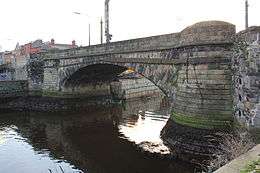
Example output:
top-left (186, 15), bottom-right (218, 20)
top-left (214, 144), bottom-right (260, 173)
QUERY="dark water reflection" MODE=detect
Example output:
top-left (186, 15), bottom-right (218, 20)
top-left (0, 97), bottom-right (195, 173)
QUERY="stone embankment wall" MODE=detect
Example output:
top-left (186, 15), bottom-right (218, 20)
top-left (5, 97), bottom-right (115, 112)
top-left (0, 80), bottom-right (28, 100)
top-left (111, 77), bottom-right (163, 100)
top-left (55, 82), bottom-right (111, 98)
top-left (234, 27), bottom-right (260, 129)
top-left (14, 67), bottom-right (27, 81)
top-left (53, 76), bottom-right (163, 99)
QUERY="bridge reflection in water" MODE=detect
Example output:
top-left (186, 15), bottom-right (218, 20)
top-left (0, 97), bottom-right (195, 173)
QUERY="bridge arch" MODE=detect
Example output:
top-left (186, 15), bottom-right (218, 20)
top-left (58, 61), bottom-right (179, 98)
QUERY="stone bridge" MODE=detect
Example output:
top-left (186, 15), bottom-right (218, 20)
top-left (30, 21), bottom-right (243, 129)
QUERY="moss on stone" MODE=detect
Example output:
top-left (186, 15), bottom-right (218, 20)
top-left (240, 159), bottom-right (260, 173)
top-left (42, 90), bottom-right (66, 97)
top-left (171, 111), bottom-right (233, 129)
top-left (29, 90), bottom-right (43, 97)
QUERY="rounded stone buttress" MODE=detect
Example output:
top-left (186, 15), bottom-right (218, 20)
top-left (172, 21), bottom-right (236, 129)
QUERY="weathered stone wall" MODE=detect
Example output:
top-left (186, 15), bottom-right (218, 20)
top-left (14, 66), bottom-right (27, 81)
top-left (0, 71), bottom-right (13, 81)
top-left (233, 27), bottom-right (260, 129)
top-left (172, 44), bottom-right (234, 129)
top-left (0, 80), bottom-right (28, 99)
top-left (179, 21), bottom-right (235, 46)
top-left (27, 55), bottom-right (44, 95)
top-left (55, 82), bottom-right (111, 98)
top-left (111, 77), bottom-right (163, 99)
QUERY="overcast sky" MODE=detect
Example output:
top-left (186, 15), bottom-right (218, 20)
top-left (0, 0), bottom-right (259, 51)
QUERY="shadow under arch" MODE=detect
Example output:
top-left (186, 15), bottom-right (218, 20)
top-left (61, 62), bottom-right (171, 97)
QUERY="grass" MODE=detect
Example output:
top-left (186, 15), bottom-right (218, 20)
top-left (240, 159), bottom-right (260, 173)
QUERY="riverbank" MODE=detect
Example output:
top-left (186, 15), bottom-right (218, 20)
top-left (0, 96), bottom-right (120, 112)
top-left (214, 144), bottom-right (260, 173)
top-left (0, 94), bottom-right (167, 112)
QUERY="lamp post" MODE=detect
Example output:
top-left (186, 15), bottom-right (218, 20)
top-left (73, 12), bottom-right (93, 46)
top-left (88, 23), bottom-right (91, 46)
top-left (100, 18), bottom-right (103, 44)
top-left (73, 12), bottom-right (104, 45)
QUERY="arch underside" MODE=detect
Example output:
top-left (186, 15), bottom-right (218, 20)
top-left (64, 64), bottom-right (127, 87)
top-left (59, 61), bottom-right (178, 99)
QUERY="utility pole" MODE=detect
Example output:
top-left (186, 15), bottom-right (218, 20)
top-left (89, 24), bottom-right (91, 46)
top-left (100, 17), bottom-right (103, 44)
top-left (105, 0), bottom-right (112, 43)
top-left (245, 0), bottom-right (249, 29)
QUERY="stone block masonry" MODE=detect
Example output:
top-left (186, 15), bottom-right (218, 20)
top-left (110, 76), bottom-right (163, 100)
top-left (233, 26), bottom-right (260, 129)
top-left (0, 80), bottom-right (28, 101)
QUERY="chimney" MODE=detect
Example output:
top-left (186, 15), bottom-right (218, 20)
top-left (51, 38), bottom-right (55, 45)
top-left (72, 40), bottom-right (76, 46)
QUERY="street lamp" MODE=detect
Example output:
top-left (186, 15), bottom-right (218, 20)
top-left (73, 12), bottom-right (93, 46)
top-left (73, 12), bottom-right (103, 46)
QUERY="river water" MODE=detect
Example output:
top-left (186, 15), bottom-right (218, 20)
top-left (0, 97), bottom-right (195, 173)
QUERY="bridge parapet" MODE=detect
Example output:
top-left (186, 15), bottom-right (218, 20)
top-left (41, 32), bottom-right (180, 60)
top-left (40, 21), bottom-right (235, 61)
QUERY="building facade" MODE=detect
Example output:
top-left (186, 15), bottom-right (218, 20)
top-left (0, 39), bottom-right (78, 81)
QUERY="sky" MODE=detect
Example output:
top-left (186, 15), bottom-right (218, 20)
top-left (0, 0), bottom-right (259, 51)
